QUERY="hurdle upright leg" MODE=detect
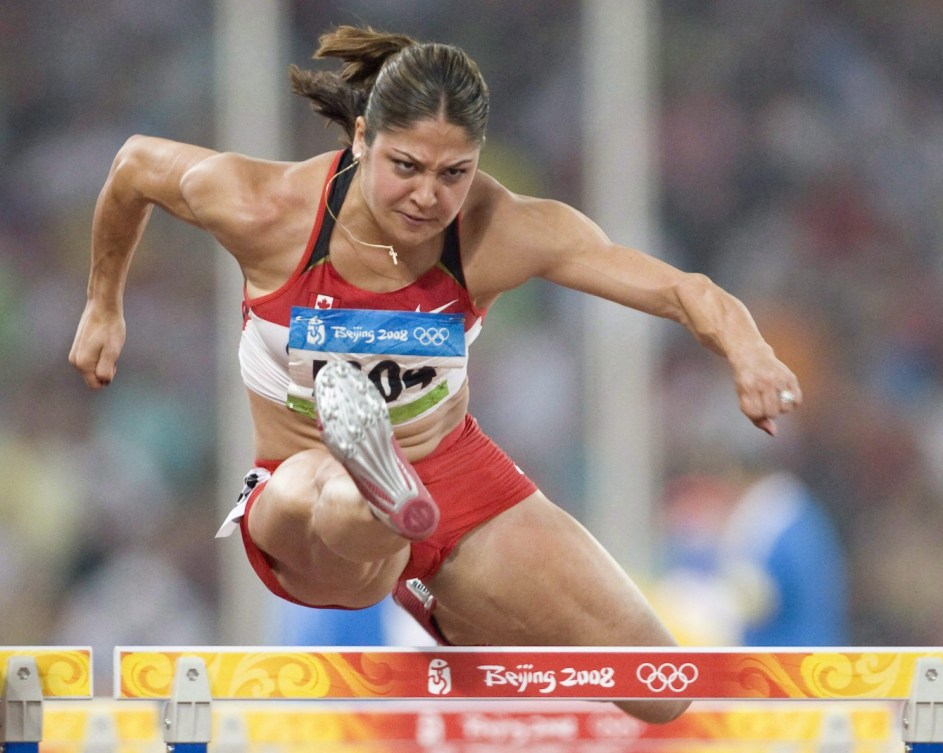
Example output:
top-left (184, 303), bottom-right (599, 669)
top-left (0, 657), bottom-right (42, 753)
top-left (904, 657), bottom-right (943, 752)
top-left (161, 657), bottom-right (212, 753)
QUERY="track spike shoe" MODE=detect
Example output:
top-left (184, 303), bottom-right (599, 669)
top-left (315, 361), bottom-right (440, 540)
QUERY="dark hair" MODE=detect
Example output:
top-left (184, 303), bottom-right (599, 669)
top-left (290, 26), bottom-right (489, 147)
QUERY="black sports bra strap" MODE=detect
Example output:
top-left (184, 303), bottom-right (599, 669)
top-left (439, 219), bottom-right (466, 288)
top-left (308, 149), bottom-right (467, 290)
top-left (310, 149), bottom-right (356, 265)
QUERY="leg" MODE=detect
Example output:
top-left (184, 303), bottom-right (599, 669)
top-left (245, 361), bottom-right (440, 608)
top-left (246, 449), bottom-right (412, 607)
top-left (426, 492), bottom-right (690, 724)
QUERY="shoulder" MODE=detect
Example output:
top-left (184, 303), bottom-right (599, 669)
top-left (180, 151), bottom-right (337, 235)
top-left (180, 150), bottom-right (336, 212)
top-left (465, 171), bottom-right (601, 254)
top-left (459, 171), bottom-right (606, 301)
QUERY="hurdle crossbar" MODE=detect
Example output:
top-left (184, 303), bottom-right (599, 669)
top-left (114, 646), bottom-right (943, 702)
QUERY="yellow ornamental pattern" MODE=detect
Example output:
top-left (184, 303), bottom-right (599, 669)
top-left (728, 651), bottom-right (943, 699)
top-left (0, 648), bottom-right (92, 698)
top-left (118, 651), bottom-right (402, 699)
top-left (797, 652), bottom-right (941, 699)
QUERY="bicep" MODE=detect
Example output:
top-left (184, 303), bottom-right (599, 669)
top-left (529, 200), bottom-right (687, 320)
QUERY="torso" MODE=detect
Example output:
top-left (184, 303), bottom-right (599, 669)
top-left (239, 149), bottom-right (485, 462)
top-left (247, 384), bottom-right (469, 462)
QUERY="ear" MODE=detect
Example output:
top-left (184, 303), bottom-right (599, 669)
top-left (352, 116), bottom-right (367, 159)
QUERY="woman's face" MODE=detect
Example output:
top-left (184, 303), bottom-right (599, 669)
top-left (353, 115), bottom-right (480, 247)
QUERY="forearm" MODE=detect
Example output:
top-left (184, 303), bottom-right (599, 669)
top-left (85, 135), bottom-right (215, 308)
top-left (86, 147), bottom-right (155, 310)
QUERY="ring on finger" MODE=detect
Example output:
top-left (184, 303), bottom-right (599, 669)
top-left (778, 389), bottom-right (796, 405)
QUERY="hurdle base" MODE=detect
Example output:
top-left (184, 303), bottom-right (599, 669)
top-left (166, 743), bottom-right (208, 753)
top-left (0, 743), bottom-right (38, 753)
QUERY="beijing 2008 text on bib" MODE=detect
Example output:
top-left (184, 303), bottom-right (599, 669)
top-left (286, 307), bottom-right (467, 425)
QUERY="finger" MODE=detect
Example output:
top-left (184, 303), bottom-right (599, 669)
top-left (740, 391), bottom-right (774, 427)
top-left (83, 365), bottom-right (111, 389)
top-left (72, 347), bottom-right (116, 389)
top-left (753, 416), bottom-right (776, 436)
top-left (94, 352), bottom-right (119, 387)
top-left (776, 387), bottom-right (801, 412)
top-left (70, 352), bottom-right (102, 389)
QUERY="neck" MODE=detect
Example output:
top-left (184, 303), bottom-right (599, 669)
top-left (325, 159), bottom-right (399, 265)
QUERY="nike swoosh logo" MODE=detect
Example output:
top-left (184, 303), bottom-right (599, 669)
top-left (416, 299), bottom-right (458, 314)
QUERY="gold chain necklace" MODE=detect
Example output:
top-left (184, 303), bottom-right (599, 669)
top-left (323, 157), bottom-right (399, 265)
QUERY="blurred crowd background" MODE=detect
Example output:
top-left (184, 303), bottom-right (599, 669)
top-left (3, 0), bottom-right (943, 679)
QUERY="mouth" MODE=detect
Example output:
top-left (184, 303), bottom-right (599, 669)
top-left (397, 210), bottom-right (435, 227)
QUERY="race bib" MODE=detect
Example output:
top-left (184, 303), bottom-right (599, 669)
top-left (286, 307), bottom-right (467, 425)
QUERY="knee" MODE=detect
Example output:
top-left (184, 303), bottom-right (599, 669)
top-left (615, 698), bottom-right (691, 725)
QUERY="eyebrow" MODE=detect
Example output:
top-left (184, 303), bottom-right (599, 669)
top-left (391, 148), bottom-right (474, 169)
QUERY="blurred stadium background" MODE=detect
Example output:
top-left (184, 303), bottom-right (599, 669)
top-left (3, 0), bottom-right (943, 690)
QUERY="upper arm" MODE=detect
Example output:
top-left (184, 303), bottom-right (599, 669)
top-left (107, 135), bottom-right (218, 226)
top-left (474, 188), bottom-right (689, 320)
top-left (540, 204), bottom-right (689, 319)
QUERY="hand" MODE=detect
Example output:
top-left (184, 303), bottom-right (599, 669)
top-left (69, 302), bottom-right (127, 389)
top-left (731, 348), bottom-right (802, 436)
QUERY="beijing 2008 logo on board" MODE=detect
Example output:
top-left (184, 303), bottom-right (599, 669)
top-left (427, 658), bottom-right (452, 695)
top-left (424, 657), bottom-right (700, 697)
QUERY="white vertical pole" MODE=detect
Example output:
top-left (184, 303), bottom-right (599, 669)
top-left (213, 0), bottom-right (289, 643)
top-left (581, 0), bottom-right (659, 576)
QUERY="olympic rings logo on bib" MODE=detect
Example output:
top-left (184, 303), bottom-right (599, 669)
top-left (413, 326), bottom-right (451, 347)
top-left (635, 662), bottom-right (699, 693)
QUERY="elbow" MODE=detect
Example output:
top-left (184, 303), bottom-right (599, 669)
top-left (106, 135), bottom-right (155, 194)
top-left (112, 134), bottom-right (150, 171)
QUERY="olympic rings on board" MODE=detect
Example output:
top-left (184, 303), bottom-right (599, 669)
top-left (635, 662), bottom-right (699, 693)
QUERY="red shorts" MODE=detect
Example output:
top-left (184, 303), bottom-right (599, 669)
top-left (237, 414), bottom-right (537, 608)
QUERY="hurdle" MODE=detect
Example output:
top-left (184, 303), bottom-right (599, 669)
top-left (0, 648), bottom-right (93, 753)
top-left (31, 697), bottom-right (904, 752)
top-left (114, 646), bottom-right (943, 752)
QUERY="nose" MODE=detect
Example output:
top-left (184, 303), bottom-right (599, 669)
top-left (410, 175), bottom-right (437, 210)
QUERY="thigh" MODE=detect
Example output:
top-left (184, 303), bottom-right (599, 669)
top-left (427, 491), bottom-right (675, 648)
top-left (426, 492), bottom-right (689, 723)
top-left (246, 448), bottom-right (411, 608)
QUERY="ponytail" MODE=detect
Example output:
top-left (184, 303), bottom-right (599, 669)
top-left (292, 25), bottom-right (489, 147)
top-left (290, 26), bottom-right (416, 144)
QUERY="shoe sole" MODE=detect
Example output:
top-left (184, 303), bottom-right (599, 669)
top-left (315, 361), bottom-right (440, 540)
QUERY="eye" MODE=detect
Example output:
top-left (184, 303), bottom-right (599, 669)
top-left (393, 159), bottom-right (416, 173)
top-left (441, 167), bottom-right (469, 183)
